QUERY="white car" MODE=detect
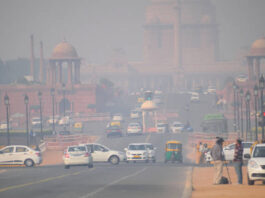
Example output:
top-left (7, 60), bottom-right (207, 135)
top-left (207, 86), bottom-right (216, 94)
top-left (112, 114), bottom-right (124, 122)
top-left (47, 115), bottom-right (59, 126)
top-left (58, 116), bottom-right (71, 126)
top-left (223, 142), bottom-right (253, 161)
top-left (170, 122), bottom-right (184, 133)
top-left (190, 92), bottom-right (200, 102)
top-left (63, 145), bottom-right (93, 169)
top-left (156, 122), bottom-right (169, 133)
top-left (31, 117), bottom-right (41, 128)
top-left (125, 143), bottom-right (149, 163)
top-left (127, 122), bottom-right (142, 136)
top-left (130, 110), bottom-right (142, 119)
top-left (143, 143), bottom-right (156, 162)
top-left (84, 143), bottom-right (126, 165)
top-left (246, 143), bottom-right (265, 185)
top-left (0, 145), bottom-right (42, 167)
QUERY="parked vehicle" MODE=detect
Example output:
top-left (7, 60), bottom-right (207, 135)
top-left (156, 122), bottom-right (170, 133)
top-left (0, 145), bottom-right (42, 167)
top-left (63, 145), bottom-right (93, 169)
top-left (31, 117), bottom-right (41, 128)
top-left (170, 122), bottom-right (184, 133)
top-left (127, 122), bottom-right (142, 136)
top-left (143, 143), bottom-right (156, 162)
top-left (245, 143), bottom-right (265, 185)
top-left (164, 141), bottom-right (182, 163)
top-left (112, 114), bottom-right (124, 122)
top-left (106, 125), bottom-right (122, 137)
top-left (47, 115), bottom-right (59, 126)
top-left (130, 110), bottom-right (142, 119)
top-left (84, 143), bottom-right (126, 165)
top-left (125, 143), bottom-right (149, 163)
top-left (190, 92), bottom-right (200, 102)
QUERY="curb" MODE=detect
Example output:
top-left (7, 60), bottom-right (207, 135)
top-left (182, 167), bottom-right (193, 198)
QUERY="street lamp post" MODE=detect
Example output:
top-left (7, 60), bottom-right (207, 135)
top-left (50, 88), bottom-right (55, 134)
top-left (233, 81), bottom-right (237, 132)
top-left (245, 91), bottom-right (251, 141)
top-left (240, 89), bottom-right (244, 139)
top-left (38, 91), bottom-right (43, 140)
top-left (62, 83), bottom-right (66, 117)
top-left (254, 85), bottom-right (259, 141)
top-left (259, 75), bottom-right (265, 140)
top-left (236, 85), bottom-right (240, 132)
top-left (24, 94), bottom-right (29, 146)
top-left (4, 94), bottom-right (10, 145)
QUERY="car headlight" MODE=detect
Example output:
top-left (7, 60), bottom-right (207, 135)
top-left (249, 160), bottom-right (259, 169)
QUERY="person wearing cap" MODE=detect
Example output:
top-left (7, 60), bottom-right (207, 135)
top-left (233, 139), bottom-right (243, 184)
top-left (211, 137), bottom-right (224, 184)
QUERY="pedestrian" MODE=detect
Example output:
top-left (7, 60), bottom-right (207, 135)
top-left (233, 139), bottom-right (243, 184)
top-left (211, 137), bottom-right (224, 184)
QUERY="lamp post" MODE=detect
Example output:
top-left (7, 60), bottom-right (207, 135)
top-left (236, 85), bottom-right (240, 132)
top-left (233, 81), bottom-right (237, 132)
top-left (245, 91), bottom-right (251, 141)
top-left (24, 94), bottom-right (29, 146)
top-left (254, 85), bottom-right (259, 141)
top-left (38, 91), bottom-right (43, 140)
top-left (50, 88), bottom-right (55, 134)
top-left (259, 75), bottom-right (265, 140)
top-left (240, 89), bottom-right (244, 139)
top-left (4, 94), bottom-right (10, 145)
top-left (62, 83), bottom-right (66, 117)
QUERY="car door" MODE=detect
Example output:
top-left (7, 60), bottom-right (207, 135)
top-left (0, 146), bottom-right (14, 165)
top-left (243, 142), bottom-right (253, 159)
top-left (13, 146), bottom-right (30, 165)
top-left (223, 144), bottom-right (235, 161)
top-left (92, 144), bottom-right (109, 162)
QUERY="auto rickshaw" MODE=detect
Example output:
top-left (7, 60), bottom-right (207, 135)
top-left (165, 140), bottom-right (183, 163)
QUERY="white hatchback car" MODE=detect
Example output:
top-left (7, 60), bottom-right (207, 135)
top-left (127, 122), bottom-right (142, 136)
top-left (223, 142), bottom-right (253, 161)
top-left (84, 143), bottom-right (126, 165)
top-left (143, 143), bottom-right (156, 162)
top-left (170, 122), bottom-right (184, 133)
top-left (63, 145), bottom-right (93, 169)
top-left (246, 143), bottom-right (265, 185)
top-left (0, 145), bottom-right (42, 167)
top-left (125, 143), bottom-right (149, 163)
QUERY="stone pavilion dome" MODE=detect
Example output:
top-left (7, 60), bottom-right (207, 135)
top-left (249, 37), bottom-right (265, 57)
top-left (51, 41), bottom-right (78, 59)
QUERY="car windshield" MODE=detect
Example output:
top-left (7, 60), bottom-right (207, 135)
top-left (129, 123), bottom-right (140, 127)
top-left (145, 145), bottom-right (153, 150)
top-left (157, 123), bottom-right (167, 127)
top-left (167, 143), bottom-right (181, 149)
top-left (68, 146), bottom-right (86, 152)
top-left (253, 146), bottom-right (265, 157)
top-left (128, 145), bottom-right (146, 150)
top-left (173, 123), bottom-right (182, 127)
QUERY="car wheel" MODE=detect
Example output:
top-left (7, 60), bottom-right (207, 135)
top-left (247, 175), bottom-right (254, 185)
top-left (24, 159), bottom-right (34, 167)
top-left (88, 164), bottom-right (93, 168)
top-left (64, 165), bottom-right (70, 169)
top-left (109, 155), bottom-right (120, 165)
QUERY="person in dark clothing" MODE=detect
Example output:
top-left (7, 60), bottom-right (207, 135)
top-left (233, 139), bottom-right (243, 184)
top-left (211, 137), bottom-right (224, 184)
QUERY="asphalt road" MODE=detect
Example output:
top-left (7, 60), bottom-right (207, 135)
top-left (0, 132), bottom-right (191, 198)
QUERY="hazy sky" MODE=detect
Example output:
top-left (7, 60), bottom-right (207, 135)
top-left (0, 0), bottom-right (265, 63)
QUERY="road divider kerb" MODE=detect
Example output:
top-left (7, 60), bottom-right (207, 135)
top-left (0, 168), bottom-right (95, 193)
top-left (181, 167), bottom-right (193, 198)
top-left (79, 167), bottom-right (148, 198)
top-left (145, 133), bottom-right (151, 142)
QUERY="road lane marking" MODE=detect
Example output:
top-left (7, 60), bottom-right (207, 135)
top-left (80, 167), bottom-right (147, 198)
top-left (181, 167), bottom-right (193, 198)
top-left (145, 133), bottom-right (151, 142)
top-left (0, 168), bottom-right (95, 193)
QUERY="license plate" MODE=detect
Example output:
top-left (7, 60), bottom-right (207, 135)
top-left (133, 155), bottom-right (140, 158)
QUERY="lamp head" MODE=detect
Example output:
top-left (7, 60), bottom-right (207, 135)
top-left (4, 94), bottom-right (9, 105)
top-left (240, 89), bottom-right (244, 97)
top-left (24, 94), bottom-right (29, 104)
top-left (38, 91), bottom-right (42, 101)
top-left (259, 75), bottom-right (265, 89)
top-left (254, 85), bottom-right (259, 96)
top-left (245, 90), bottom-right (251, 101)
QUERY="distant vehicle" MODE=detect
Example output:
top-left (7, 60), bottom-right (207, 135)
top-left (130, 110), bottom-right (142, 119)
top-left (105, 125), bottom-right (122, 137)
top-left (112, 114), bottom-right (124, 122)
top-left (142, 143), bottom-right (156, 162)
top-left (245, 143), bottom-right (265, 185)
top-left (47, 115), bottom-right (60, 126)
top-left (58, 130), bottom-right (71, 136)
top-left (125, 143), bottom-right (149, 163)
top-left (236, 74), bottom-right (248, 82)
top-left (31, 117), bottom-right (41, 128)
top-left (0, 145), bottom-right (42, 167)
top-left (190, 92), bottom-right (200, 102)
top-left (170, 122), bottom-right (184, 133)
top-left (63, 145), bottom-right (93, 169)
top-left (156, 122), bottom-right (170, 133)
top-left (0, 122), bottom-right (8, 130)
top-left (207, 86), bottom-right (216, 94)
top-left (58, 116), bottom-right (71, 126)
top-left (83, 143), bottom-right (126, 165)
top-left (127, 122), bottom-right (142, 136)
top-left (201, 114), bottom-right (228, 133)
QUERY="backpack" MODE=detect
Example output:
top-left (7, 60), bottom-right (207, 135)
top-left (220, 176), bottom-right (229, 184)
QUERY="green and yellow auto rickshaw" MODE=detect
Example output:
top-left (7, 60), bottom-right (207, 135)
top-left (165, 140), bottom-right (183, 163)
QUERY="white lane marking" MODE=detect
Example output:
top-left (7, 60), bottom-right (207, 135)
top-left (80, 167), bottom-right (147, 198)
top-left (181, 167), bottom-right (193, 198)
top-left (145, 133), bottom-right (151, 142)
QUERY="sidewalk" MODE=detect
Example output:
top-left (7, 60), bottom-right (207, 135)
top-left (192, 166), bottom-right (265, 198)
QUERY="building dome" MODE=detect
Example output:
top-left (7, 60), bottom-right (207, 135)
top-left (249, 37), bottom-right (265, 57)
top-left (141, 100), bottom-right (158, 111)
top-left (51, 41), bottom-right (78, 59)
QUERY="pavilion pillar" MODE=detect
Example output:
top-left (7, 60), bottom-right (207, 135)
top-left (254, 58), bottom-right (261, 80)
top-left (52, 62), bottom-right (56, 86)
top-left (247, 57), bottom-right (254, 81)
top-left (67, 61), bottom-right (73, 85)
top-left (74, 61), bottom-right (80, 84)
top-left (58, 62), bottom-right (63, 85)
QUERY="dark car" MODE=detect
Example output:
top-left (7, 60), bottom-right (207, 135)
top-left (105, 125), bottom-right (122, 137)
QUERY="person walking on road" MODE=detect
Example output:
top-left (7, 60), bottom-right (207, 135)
top-left (211, 137), bottom-right (224, 184)
top-left (233, 139), bottom-right (243, 184)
